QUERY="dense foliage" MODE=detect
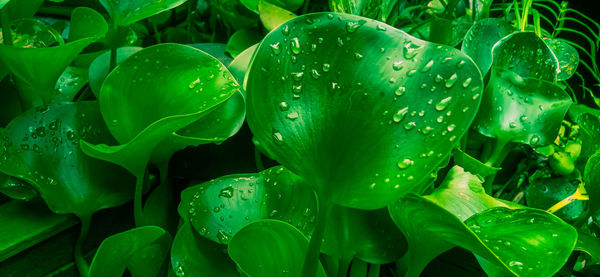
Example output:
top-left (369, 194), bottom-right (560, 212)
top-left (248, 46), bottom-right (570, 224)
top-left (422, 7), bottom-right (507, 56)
top-left (1, 0), bottom-right (600, 276)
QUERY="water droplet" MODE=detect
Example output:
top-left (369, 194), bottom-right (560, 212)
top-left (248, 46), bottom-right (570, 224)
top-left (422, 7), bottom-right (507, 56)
top-left (392, 61), bottom-right (403, 71)
top-left (188, 78), bottom-right (201, 89)
top-left (447, 124), bottom-right (456, 132)
top-left (273, 132), bottom-right (283, 144)
top-left (311, 69), bottom-right (320, 79)
top-left (404, 42), bottom-right (421, 59)
top-left (322, 63), bottom-right (331, 72)
top-left (530, 136), bottom-right (540, 145)
top-left (462, 77), bottom-right (472, 88)
top-left (407, 70), bottom-right (417, 77)
top-left (422, 126), bottom-right (434, 135)
top-left (396, 86), bottom-right (406, 96)
top-left (219, 187), bottom-right (234, 198)
top-left (404, 122), bottom-right (416, 130)
top-left (445, 73), bottom-right (458, 88)
top-left (434, 74), bottom-right (444, 83)
top-left (456, 60), bottom-right (466, 68)
top-left (279, 102), bottom-right (289, 111)
top-left (421, 59), bottom-right (434, 72)
top-left (397, 158), bottom-right (414, 169)
top-left (435, 97), bottom-right (452, 111)
top-left (337, 37), bottom-right (344, 47)
top-left (346, 21), bottom-right (364, 33)
top-left (292, 85), bottom-right (302, 94)
top-left (354, 52), bottom-right (363, 60)
top-left (281, 25), bottom-right (290, 35)
top-left (290, 37), bottom-right (301, 55)
top-left (287, 111), bottom-right (299, 120)
top-left (213, 207), bottom-right (221, 213)
top-left (376, 24), bottom-right (387, 31)
top-left (270, 42), bottom-right (281, 55)
top-left (393, 107), bottom-right (409, 122)
top-left (217, 230), bottom-right (231, 244)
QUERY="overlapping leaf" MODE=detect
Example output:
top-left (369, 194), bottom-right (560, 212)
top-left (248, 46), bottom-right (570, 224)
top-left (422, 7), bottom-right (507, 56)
top-left (462, 18), bottom-right (514, 76)
top-left (246, 12), bottom-right (483, 209)
top-left (99, 0), bottom-right (187, 26)
top-left (0, 102), bottom-right (134, 217)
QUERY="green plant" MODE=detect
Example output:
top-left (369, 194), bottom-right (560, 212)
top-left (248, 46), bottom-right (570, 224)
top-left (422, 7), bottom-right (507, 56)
top-left (1, 0), bottom-right (600, 276)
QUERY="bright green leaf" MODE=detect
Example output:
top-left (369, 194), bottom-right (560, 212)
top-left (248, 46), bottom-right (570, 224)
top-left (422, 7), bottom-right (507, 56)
top-left (88, 47), bottom-right (143, 97)
top-left (259, 0), bottom-right (297, 31)
top-left (462, 18), bottom-right (514, 76)
top-left (246, 13), bottom-right (483, 209)
top-left (99, 0), bottom-right (187, 27)
top-left (225, 29), bottom-right (262, 58)
top-left (544, 38), bottom-right (579, 81)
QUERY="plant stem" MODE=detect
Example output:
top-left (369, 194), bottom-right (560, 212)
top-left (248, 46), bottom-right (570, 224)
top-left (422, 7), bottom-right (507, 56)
top-left (484, 138), bottom-right (510, 167)
top-left (152, 22), bottom-right (162, 44)
top-left (367, 264), bottom-right (381, 277)
top-left (1, 8), bottom-right (13, 46)
top-left (254, 147), bottom-right (264, 171)
top-left (74, 214), bottom-right (91, 277)
top-left (301, 198), bottom-right (332, 277)
top-left (301, 0), bottom-right (311, 14)
top-left (336, 257), bottom-right (352, 277)
top-left (134, 171), bottom-right (145, 227)
top-left (547, 183), bottom-right (588, 213)
top-left (109, 23), bottom-right (118, 71)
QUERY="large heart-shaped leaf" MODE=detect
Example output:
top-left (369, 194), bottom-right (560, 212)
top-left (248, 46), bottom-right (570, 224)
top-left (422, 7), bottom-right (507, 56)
top-left (473, 69), bottom-right (572, 146)
top-left (171, 222), bottom-right (238, 277)
top-left (321, 206), bottom-right (407, 264)
top-left (389, 194), bottom-right (577, 277)
top-left (99, 0), bottom-right (187, 27)
top-left (179, 166), bottom-right (317, 244)
top-left (0, 102), bottom-right (134, 217)
top-left (461, 18), bottom-right (514, 76)
top-left (228, 219), bottom-right (326, 277)
top-left (246, 12), bottom-right (483, 209)
top-left (81, 43), bottom-right (242, 176)
top-left (89, 226), bottom-right (171, 277)
top-left (0, 7), bottom-right (107, 107)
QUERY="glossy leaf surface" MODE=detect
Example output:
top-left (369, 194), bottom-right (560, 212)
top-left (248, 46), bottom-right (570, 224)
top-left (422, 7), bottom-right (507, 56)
top-left (228, 219), bottom-right (326, 277)
top-left (0, 176), bottom-right (38, 201)
top-left (88, 47), bottom-right (143, 97)
top-left (81, 43), bottom-right (241, 174)
top-left (474, 69), bottom-right (571, 146)
top-left (99, 0), bottom-right (187, 26)
top-left (321, 206), bottom-right (407, 264)
top-left (171, 222), bottom-right (238, 277)
top-left (526, 176), bottom-right (585, 221)
top-left (389, 194), bottom-right (578, 277)
top-left (180, 166), bottom-right (317, 244)
top-left (0, 7), bottom-right (107, 107)
top-left (53, 66), bottom-right (88, 102)
top-left (544, 38), bottom-right (579, 81)
top-left (461, 18), bottom-right (513, 76)
top-left (0, 102), bottom-right (134, 217)
top-left (246, 12), bottom-right (483, 209)
top-left (491, 32), bottom-right (558, 82)
top-left (89, 226), bottom-right (171, 277)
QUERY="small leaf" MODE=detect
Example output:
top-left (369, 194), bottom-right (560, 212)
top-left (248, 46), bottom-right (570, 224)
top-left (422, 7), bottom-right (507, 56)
top-left (228, 219), bottom-right (326, 277)
top-left (89, 226), bottom-right (171, 277)
top-left (189, 43), bottom-right (233, 65)
top-left (0, 102), bottom-right (134, 217)
top-left (53, 66), bottom-right (88, 102)
top-left (0, 175), bottom-right (38, 201)
top-left (246, 13), bottom-right (483, 209)
top-left (241, 0), bottom-right (304, 14)
top-left (259, 0), bottom-right (297, 31)
top-left (170, 222), bottom-right (238, 277)
top-left (544, 38), bottom-right (579, 81)
top-left (452, 147), bottom-right (501, 180)
top-left (474, 69), bottom-right (571, 146)
top-left (180, 166), bottom-right (317, 244)
top-left (526, 176), bottom-right (585, 222)
top-left (462, 18), bottom-right (514, 76)
top-left (99, 0), bottom-right (187, 27)
top-left (225, 29), bottom-right (262, 58)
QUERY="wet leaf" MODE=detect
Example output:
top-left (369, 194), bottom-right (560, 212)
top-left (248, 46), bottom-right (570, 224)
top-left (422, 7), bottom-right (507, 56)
top-left (228, 219), bottom-right (326, 277)
top-left (0, 102), bottom-right (134, 217)
top-left (474, 69), bottom-right (571, 146)
top-left (0, 7), bottom-right (107, 107)
top-left (53, 66), bottom-right (88, 102)
top-left (0, 175), bottom-right (38, 201)
top-left (170, 222), bottom-right (238, 277)
top-left (179, 166), bottom-right (317, 244)
top-left (461, 18), bottom-right (514, 76)
top-left (544, 38), bottom-right (579, 81)
top-left (99, 0), bottom-right (187, 27)
top-left (246, 13), bottom-right (483, 209)
top-left (81, 43), bottom-right (243, 176)
top-left (89, 226), bottom-right (171, 277)
top-left (526, 176), bottom-right (585, 222)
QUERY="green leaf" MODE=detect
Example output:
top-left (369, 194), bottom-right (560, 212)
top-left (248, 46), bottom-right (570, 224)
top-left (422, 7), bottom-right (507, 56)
top-left (0, 0), bottom-right (43, 20)
top-left (321, 206), bottom-right (407, 264)
top-left (180, 166), bottom-right (317, 244)
top-left (575, 231), bottom-right (600, 263)
top-left (170, 222), bottom-right (238, 277)
top-left (461, 18), bottom-right (514, 76)
top-left (99, 0), bottom-right (187, 27)
top-left (491, 32), bottom-right (559, 82)
top-left (88, 47), bottom-right (143, 98)
top-left (188, 43), bottom-right (232, 65)
top-left (544, 38), bottom-right (579, 81)
top-left (225, 29), bottom-right (262, 58)
top-left (228, 44), bottom-right (257, 88)
top-left (228, 219), bottom-right (326, 277)
top-left (0, 102), bottom-right (134, 217)
top-left (0, 77), bottom-right (22, 127)
top-left (473, 69), bottom-right (571, 146)
top-left (81, 43), bottom-right (242, 175)
top-left (53, 66), bottom-right (88, 102)
top-left (577, 113), bottom-right (600, 162)
top-left (258, 0), bottom-right (297, 31)
top-left (241, 0), bottom-right (304, 14)
top-left (89, 226), bottom-right (171, 277)
top-left (389, 194), bottom-right (578, 277)
top-left (0, 7), bottom-right (107, 107)
top-left (585, 152), bottom-right (600, 214)
top-left (526, 176), bottom-right (585, 222)
top-left (452, 147), bottom-right (500, 180)
top-left (0, 176), bottom-right (38, 201)
top-left (329, 0), bottom-right (368, 15)
top-left (246, 13), bottom-right (483, 209)
top-left (1, 18), bottom-right (64, 47)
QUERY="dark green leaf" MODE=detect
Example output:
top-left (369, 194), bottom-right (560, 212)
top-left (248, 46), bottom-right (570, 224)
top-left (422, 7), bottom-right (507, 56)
top-left (189, 43), bottom-right (232, 65)
top-left (585, 152), bottom-right (600, 214)
top-left (0, 176), bottom-right (38, 201)
top-left (53, 66), bottom-right (88, 102)
top-left (180, 166), bottom-right (317, 244)
top-left (246, 13), bottom-right (483, 209)
top-left (89, 226), bottom-right (171, 277)
top-left (170, 222), bottom-right (238, 277)
top-left (0, 102), bottom-right (135, 217)
top-left (526, 176), bottom-right (585, 222)
top-left (225, 29), bottom-right (262, 58)
top-left (228, 219), bottom-right (326, 277)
